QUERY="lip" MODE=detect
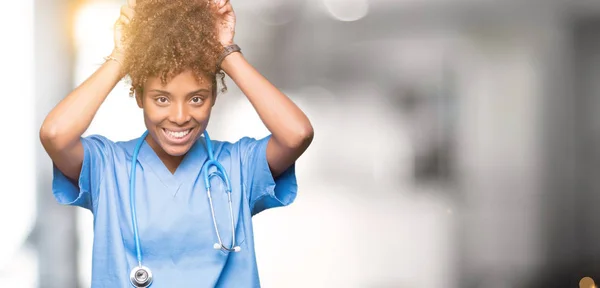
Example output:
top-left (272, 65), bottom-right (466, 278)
top-left (161, 128), bottom-right (194, 145)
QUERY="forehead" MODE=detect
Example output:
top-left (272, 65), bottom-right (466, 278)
top-left (144, 70), bottom-right (212, 93)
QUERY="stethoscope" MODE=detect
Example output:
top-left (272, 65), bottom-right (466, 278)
top-left (128, 130), bottom-right (241, 288)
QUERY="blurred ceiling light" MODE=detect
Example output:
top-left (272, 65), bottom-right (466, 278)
top-left (323, 0), bottom-right (369, 22)
top-left (74, 2), bottom-right (117, 57)
top-left (580, 277), bottom-right (596, 288)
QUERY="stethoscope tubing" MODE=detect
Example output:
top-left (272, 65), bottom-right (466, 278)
top-left (129, 130), bottom-right (239, 266)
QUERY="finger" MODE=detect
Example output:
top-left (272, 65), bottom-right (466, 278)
top-left (218, 4), bottom-right (232, 14)
top-left (127, 0), bottom-right (136, 9)
top-left (219, 0), bottom-right (230, 8)
top-left (116, 14), bottom-right (130, 26)
top-left (120, 6), bottom-right (135, 21)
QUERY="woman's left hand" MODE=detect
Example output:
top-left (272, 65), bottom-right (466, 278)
top-left (214, 0), bottom-right (235, 47)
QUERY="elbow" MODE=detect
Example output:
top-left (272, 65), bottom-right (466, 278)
top-left (39, 123), bottom-right (72, 151)
top-left (288, 123), bottom-right (314, 150)
top-left (39, 123), bottom-right (60, 150)
top-left (39, 123), bottom-right (56, 145)
top-left (301, 124), bottom-right (314, 146)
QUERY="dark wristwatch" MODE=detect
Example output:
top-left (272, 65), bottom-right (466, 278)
top-left (217, 44), bottom-right (241, 68)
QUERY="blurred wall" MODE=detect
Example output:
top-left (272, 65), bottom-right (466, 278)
top-left (34, 0), bottom-right (80, 287)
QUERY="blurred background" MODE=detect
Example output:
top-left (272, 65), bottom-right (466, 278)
top-left (2, 0), bottom-right (600, 287)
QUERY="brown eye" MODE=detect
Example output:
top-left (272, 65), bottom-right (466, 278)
top-left (190, 96), bottom-right (204, 104)
top-left (156, 97), bottom-right (168, 104)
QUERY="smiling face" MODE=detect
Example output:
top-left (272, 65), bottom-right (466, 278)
top-left (136, 69), bottom-right (215, 159)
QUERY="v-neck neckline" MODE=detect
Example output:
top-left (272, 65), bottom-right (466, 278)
top-left (136, 136), bottom-right (210, 196)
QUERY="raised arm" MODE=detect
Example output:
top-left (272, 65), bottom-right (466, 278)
top-left (215, 1), bottom-right (314, 178)
top-left (39, 1), bottom-right (135, 181)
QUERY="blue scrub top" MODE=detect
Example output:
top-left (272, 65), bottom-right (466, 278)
top-left (51, 133), bottom-right (297, 287)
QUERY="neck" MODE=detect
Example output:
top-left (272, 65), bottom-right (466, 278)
top-left (145, 134), bottom-right (184, 174)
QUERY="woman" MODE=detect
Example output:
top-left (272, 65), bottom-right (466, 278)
top-left (39, 0), bottom-right (313, 286)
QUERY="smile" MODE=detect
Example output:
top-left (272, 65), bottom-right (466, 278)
top-left (162, 128), bottom-right (193, 143)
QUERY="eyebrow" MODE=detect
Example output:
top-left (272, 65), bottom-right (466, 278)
top-left (148, 89), bottom-right (211, 96)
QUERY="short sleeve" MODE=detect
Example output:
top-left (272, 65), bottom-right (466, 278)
top-left (52, 134), bottom-right (114, 211)
top-left (239, 135), bottom-right (298, 216)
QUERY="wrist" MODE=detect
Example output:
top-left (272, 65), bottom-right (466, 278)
top-left (217, 44), bottom-right (241, 70)
top-left (219, 51), bottom-right (243, 72)
top-left (109, 49), bottom-right (125, 63)
top-left (105, 50), bottom-right (126, 78)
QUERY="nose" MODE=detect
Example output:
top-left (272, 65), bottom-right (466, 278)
top-left (169, 103), bottom-right (191, 126)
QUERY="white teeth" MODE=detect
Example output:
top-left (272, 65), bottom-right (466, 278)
top-left (164, 129), bottom-right (190, 139)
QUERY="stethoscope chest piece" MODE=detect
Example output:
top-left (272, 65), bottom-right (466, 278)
top-left (130, 266), bottom-right (153, 288)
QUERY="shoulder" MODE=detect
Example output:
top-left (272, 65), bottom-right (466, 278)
top-left (237, 135), bottom-right (271, 158)
top-left (82, 134), bottom-right (139, 159)
top-left (82, 134), bottom-right (114, 146)
top-left (236, 135), bottom-right (271, 149)
top-left (213, 135), bottom-right (271, 155)
top-left (80, 134), bottom-right (118, 155)
top-left (206, 136), bottom-right (271, 165)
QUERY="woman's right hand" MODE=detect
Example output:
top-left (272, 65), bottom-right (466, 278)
top-left (112, 0), bottom-right (136, 59)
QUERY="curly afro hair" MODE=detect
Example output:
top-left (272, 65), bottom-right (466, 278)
top-left (122, 0), bottom-right (226, 96)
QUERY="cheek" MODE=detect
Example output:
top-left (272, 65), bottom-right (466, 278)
top-left (192, 108), bottom-right (212, 125)
top-left (143, 107), bottom-right (167, 124)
